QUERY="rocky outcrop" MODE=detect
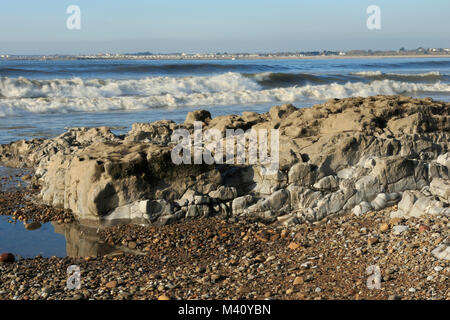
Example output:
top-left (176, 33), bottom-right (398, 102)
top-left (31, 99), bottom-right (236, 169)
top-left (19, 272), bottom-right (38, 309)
top-left (1, 95), bottom-right (449, 226)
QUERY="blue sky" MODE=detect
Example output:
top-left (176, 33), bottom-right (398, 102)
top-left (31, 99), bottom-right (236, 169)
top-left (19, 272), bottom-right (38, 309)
top-left (1, 0), bottom-right (449, 54)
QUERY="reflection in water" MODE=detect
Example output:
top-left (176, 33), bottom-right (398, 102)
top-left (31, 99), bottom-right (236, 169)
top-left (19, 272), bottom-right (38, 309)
top-left (52, 222), bottom-right (120, 258)
top-left (1, 166), bottom-right (131, 258)
top-left (24, 221), bottom-right (41, 231)
top-left (0, 216), bottom-right (66, 258)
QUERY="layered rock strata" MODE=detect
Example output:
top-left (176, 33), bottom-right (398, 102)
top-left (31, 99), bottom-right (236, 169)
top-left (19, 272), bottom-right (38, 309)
top-left (1, 96), bottom-right (448, 238)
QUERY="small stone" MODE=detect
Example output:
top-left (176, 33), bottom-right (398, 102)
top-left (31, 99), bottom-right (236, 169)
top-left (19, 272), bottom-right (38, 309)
top-left (195, 266), bottom-right (206, 273)
top-left (419, 224), bottom-right (430, 233)
top-left (127, 241), bottom-right (137, 249)
top-left (21, 174), bottom-right (32, 181)
top-left (434, 266), bottom-right (443, 272)
top-left (393, 225), bottom-right (409, 235)
top-left (158, 295), bottom-right (171, 300)
top-left (288, 242), bottom-right (301, 250)
top-left (293, 277), bottom-right (304, 285)
top-left (211, 274), bottom-right (224, 283)
top-left (237, 286), bottom-right (250, 294)
top-left (367, 237), bottom-right (379, 246)
top-left (254, 255), bottom-right (265, 263)
top-left (105, 281), bottom-right (117, 288)
top-left (408, 288), bottom-right (416, 293)
top-left (379, 223), bottom-right (389, 233)
top-left (296, 293), bottom-right (306, 299)
top-left (0, 253), bottom-right (15, 263)
top-left (24, 222), bottom-right (41, 231)
top-left (389, 217), bottom-right (403, 226)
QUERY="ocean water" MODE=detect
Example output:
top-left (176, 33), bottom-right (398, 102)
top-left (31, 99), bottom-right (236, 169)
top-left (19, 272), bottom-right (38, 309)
top-left (0, 57), bottom-right (450, 144)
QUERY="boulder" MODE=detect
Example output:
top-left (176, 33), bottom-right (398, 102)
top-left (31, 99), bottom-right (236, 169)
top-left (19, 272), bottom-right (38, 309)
top-left (247, 189), bottom-right (290, 216)
top-left (208, 186), bottom-right (237, 201)
top-left (124, 120), bottom-right (178, 145)
top-left (313, 175), bottom-right (339, 190)
top-left (429, 178), bottom-right (450, 201)
top-left (287, 185), bottom-right (322, 209)
top-left (231, 195), bottom-right (255, 216)
top-left (436, 153), bottom-right (450, 170)
top-left (370, 192), bottom-right (401, 210)
top-left (352, 201), bottom-right (372, 216)
top-left (392, 190), bottom-right (449, 218)
top-left (288, 163), bottom-right (317, 187)
top-left (154, 210), bottom-right (186, 226)
top-left (185, 110), bottom-right (212, 125)
top-left (186, 205), bottom-right (211, 219)
top-left (104, 199), bottom-right (173, 223)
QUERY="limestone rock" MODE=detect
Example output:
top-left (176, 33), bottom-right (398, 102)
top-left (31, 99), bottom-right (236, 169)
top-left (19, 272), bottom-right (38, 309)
top-left (185, 110), bottom-right (212, 125)
top-left (288, 163), bottom-right (317, 187)
top-left (313, 175), bottom-right (338, 190)
top-left (247, 189), bottom-right (290, 217)
top-left (208, 186), bottom-right (237, 201)
top-left (2, 95), bottom-right (449, 225)
top-left (429, 178), bottom-right (450, 201)
top-left (231, 195), bottom-right (255, 216)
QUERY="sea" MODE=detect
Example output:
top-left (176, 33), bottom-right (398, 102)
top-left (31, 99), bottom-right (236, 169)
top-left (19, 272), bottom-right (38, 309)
top-left (1, 57), bottom-right (450, 145)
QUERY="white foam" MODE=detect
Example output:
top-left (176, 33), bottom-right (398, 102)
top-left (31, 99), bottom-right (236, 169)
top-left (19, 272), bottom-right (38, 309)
top-left (351, 71), bottom-right (442, 77)
top-left (252, 72), bottom-right (274, 81)
top-left (351, 71), bottom-right (383, 76)
top-left (0, 73), bottom-right (260, 99)
top-left (0, 74), bottom-right (449, 117)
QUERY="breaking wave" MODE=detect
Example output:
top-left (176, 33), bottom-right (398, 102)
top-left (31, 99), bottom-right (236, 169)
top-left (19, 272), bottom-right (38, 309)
top-left (351, 71), bottom-right (443, 81)
top-left (1, 73), bottom-right (449, 117)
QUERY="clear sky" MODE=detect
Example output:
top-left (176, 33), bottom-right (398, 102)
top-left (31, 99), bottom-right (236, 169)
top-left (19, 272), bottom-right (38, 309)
top-left (1, 0), bottom-right (449, 54)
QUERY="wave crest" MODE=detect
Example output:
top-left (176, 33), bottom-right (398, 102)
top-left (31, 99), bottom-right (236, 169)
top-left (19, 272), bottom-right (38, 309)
top-left (1, 75), bottom-right (449, 117)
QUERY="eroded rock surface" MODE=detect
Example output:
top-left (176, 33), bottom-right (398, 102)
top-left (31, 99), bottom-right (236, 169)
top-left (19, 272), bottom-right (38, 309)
top-left (1, 95), bottom-right (449, 227)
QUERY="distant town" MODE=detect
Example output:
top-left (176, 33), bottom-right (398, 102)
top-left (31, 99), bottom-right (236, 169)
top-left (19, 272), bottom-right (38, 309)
top-left (1, 47), bottom-right (450, 60)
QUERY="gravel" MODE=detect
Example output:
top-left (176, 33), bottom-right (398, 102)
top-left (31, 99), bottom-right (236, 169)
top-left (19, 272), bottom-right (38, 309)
top-left (1, 201), bottom-right (448, 300)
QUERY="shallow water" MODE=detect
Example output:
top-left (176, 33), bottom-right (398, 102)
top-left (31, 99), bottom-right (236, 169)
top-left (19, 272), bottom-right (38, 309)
top-left (0, 166), bottom-right (30, 191)
top-left (0, 166), bottom-right (121, 259)
top-left (0, 217), bottom-right (123, 259)
top-left (0, 216), bottom-right (67, 258)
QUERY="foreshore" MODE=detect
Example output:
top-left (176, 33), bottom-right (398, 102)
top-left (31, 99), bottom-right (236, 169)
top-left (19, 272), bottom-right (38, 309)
top-left (0, 202), bottom-right (448, 300)
top-left (0, 94), bottom-right (449, 300)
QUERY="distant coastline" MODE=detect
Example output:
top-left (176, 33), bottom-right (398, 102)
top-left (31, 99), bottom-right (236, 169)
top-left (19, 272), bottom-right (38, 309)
top-left (2, 53), bottom-right (450, 61)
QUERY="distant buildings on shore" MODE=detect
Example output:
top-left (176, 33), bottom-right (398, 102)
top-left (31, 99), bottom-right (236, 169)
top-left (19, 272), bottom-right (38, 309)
top-left (1, 47), bottom-right (450, 60)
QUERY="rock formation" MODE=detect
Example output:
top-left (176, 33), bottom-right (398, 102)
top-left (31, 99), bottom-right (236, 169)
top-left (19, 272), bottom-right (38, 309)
top-left (1, 95), bottom-right (449, 237)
